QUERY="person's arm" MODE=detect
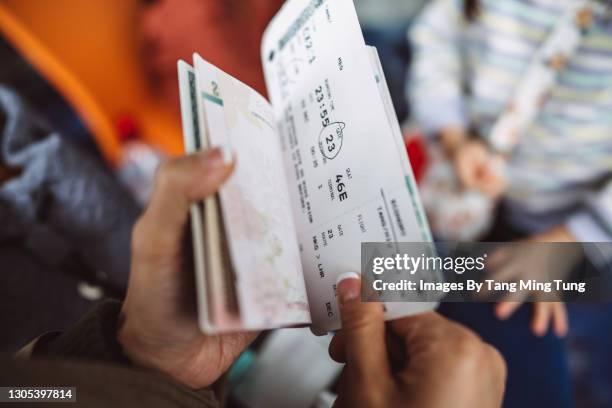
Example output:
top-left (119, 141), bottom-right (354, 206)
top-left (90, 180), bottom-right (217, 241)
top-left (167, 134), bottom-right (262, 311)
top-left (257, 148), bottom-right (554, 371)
top-left (408, 0), bottom-right (467, 140)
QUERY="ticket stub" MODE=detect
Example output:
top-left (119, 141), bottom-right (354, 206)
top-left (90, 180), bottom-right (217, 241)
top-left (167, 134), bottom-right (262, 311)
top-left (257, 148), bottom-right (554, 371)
top-left (262, 0), bottom-right (433, 333)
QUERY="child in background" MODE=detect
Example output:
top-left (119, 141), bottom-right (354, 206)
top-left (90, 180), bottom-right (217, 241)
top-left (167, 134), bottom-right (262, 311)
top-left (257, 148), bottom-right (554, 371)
top-left (409, 0), bottom-right (612, 406)
top-left (410, 0), bottom-right (612, 326)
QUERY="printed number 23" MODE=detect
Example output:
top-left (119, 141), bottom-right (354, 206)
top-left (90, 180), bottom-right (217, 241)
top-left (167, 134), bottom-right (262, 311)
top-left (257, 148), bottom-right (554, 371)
top-left (325, 135), bottom-right (335, 152)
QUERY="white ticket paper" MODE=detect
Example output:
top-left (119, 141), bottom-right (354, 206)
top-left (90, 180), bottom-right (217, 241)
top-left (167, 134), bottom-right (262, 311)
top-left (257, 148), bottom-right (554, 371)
top-left (262, 0), bottom-right (433, 334)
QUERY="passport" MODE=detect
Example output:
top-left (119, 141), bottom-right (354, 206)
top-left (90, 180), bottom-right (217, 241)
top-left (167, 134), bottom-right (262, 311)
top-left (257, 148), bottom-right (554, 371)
top-left (178, 0), bottom-right (435, 335)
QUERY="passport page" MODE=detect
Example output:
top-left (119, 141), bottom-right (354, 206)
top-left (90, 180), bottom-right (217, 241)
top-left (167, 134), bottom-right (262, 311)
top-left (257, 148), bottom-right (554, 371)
top-left (193, 54), bottom-right (311, 330)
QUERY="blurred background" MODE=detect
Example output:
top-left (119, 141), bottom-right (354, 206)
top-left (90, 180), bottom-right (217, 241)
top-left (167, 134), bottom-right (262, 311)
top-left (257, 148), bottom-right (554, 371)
top-left (0, 1), bottom-right (610, 407)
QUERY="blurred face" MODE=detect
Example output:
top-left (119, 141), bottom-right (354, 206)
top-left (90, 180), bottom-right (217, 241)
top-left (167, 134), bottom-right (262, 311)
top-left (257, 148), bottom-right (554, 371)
top-left (141, 0), bottom-right (229, 78)
top-left (139, 0), bottom-right (284, 110)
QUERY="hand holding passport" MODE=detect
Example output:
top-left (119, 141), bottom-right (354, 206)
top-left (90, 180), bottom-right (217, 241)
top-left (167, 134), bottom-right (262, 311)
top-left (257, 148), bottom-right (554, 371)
top-left (178, 0), bottom-right (435, 335)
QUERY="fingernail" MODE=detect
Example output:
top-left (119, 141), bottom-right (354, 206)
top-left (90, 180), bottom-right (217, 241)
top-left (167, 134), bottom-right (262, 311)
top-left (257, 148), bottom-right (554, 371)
top-left (336, 272), bottom-right (361, 305)
top-left (219, 145), bottom-right (234, 164)
top-left (495, 305), bottom-right (510, 320)
top-left (205, 145), bottom-right (234, 166)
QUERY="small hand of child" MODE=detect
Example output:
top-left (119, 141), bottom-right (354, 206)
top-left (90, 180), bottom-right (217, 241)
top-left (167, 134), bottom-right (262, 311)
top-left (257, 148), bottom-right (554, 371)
top-left (485, 229), bottom-right (579, 338)
top-left (453, 140), bottom-right (506, 199)
top-left (495, 301), bottom-right (568, 337)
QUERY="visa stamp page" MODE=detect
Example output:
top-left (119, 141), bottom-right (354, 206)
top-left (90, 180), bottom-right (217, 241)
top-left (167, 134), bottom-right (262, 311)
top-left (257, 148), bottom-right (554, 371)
top-left (193, 55), bottom-right (311, 330)
top-left (262, 0), bottom-right (432, 334)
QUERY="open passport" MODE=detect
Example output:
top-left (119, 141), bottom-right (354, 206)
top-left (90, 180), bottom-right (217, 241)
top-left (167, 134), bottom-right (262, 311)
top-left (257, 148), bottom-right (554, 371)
top-left (177, 0), bottom-right (435, 335)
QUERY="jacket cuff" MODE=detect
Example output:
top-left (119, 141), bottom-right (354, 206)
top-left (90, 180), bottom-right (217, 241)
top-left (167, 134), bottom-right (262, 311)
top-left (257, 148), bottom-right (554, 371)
top-left (33, 299), bottom-right (130, 365)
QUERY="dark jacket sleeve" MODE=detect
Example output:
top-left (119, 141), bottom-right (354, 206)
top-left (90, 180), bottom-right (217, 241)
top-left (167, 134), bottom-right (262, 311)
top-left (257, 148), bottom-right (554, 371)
top-left (32, 299), bottom-right (130, 364)
top-left (1, 355), bottom-right (221, 408)
top-left (10, 300), bottom-right (222, 407)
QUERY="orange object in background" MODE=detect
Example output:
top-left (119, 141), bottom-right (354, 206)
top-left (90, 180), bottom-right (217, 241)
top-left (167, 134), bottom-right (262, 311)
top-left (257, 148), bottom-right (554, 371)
top-left (0, 0), bottom-right (184, 165)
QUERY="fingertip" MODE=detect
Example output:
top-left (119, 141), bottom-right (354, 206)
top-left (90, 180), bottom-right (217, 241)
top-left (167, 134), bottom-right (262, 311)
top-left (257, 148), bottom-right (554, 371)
top-left (336, 272), bottom-right (361, 306)
top-left (184, 147), bottom-right (236, 200)
top-left (336, 272), bottom-right (360, 286)
top-left (219, 145), bottom-right (235, 165)
top-left (531, 312), bottom-right (549, 337)
top-left (494, 303), bottom-right (512, 320)
top-left (198, 145), bottom-right (235, 167)
top-left (495, 309), bottom-right (508, 321)
top-left (531, 322), bottom-right (547, 337)
top-left (555, 325), bottom-right (568, 338)
top-left (553, 306), bottom-right (569, 338)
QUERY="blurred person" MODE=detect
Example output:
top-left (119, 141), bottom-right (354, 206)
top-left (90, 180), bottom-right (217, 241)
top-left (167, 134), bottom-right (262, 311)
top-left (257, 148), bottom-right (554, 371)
top-left (409, 0), bottom-right (612, 260)
top-left (409, 0), bottom-right (612, 327)
top-left (409, 0), bottom-right (612, 406)
top-left (140, 0), bottom-right (285, 112)
top-left (0, 148), bottom-right (506, 408)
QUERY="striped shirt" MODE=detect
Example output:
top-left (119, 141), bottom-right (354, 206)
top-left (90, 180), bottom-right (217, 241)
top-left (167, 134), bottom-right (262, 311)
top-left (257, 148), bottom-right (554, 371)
top-left (409, 0), bottom-right (612, 242)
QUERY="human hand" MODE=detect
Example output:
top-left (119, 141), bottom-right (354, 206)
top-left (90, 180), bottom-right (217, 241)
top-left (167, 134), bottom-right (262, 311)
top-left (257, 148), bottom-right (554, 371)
top-left (329, 274), bottom-right (506, 408)
top-left (117, 147), bottom-right (258, 389)
top-left (488, 226), bottom-right (577, 337)
top-left (453, 140), bottom-right (506, 199)
top-left (495, 302), bottom-right (568, 338)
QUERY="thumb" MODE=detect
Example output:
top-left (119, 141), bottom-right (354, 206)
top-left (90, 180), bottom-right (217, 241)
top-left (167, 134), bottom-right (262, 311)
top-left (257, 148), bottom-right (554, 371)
top-left (335, 272), bottom-right (390, 385)
top-left (134, 146), bottom-right (235, 258)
